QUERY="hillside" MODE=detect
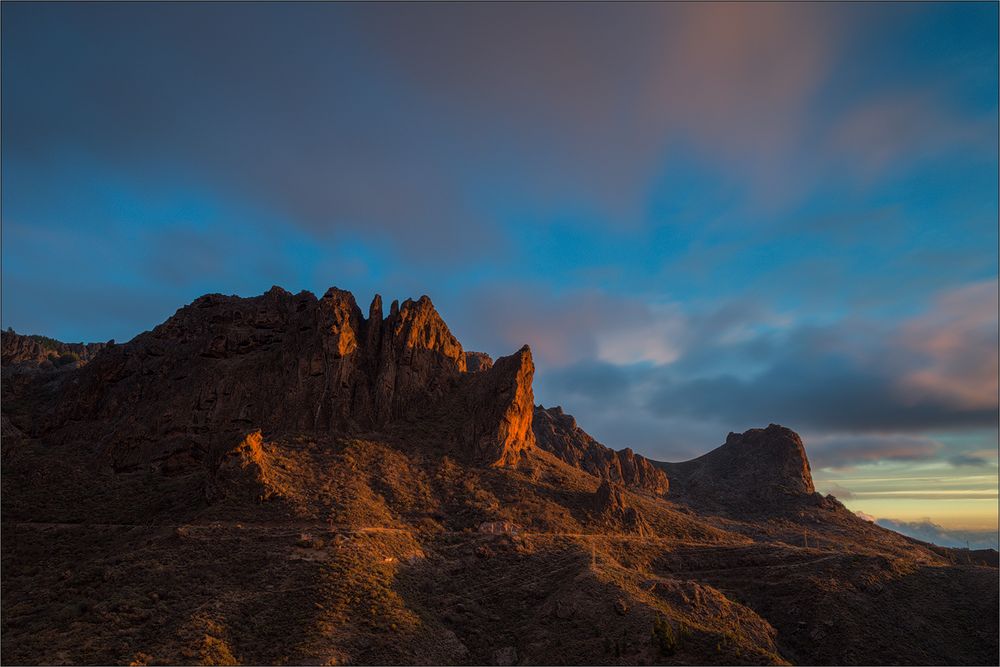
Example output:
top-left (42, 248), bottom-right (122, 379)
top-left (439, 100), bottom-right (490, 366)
top-left (2, 286), bottom-right (997, 666)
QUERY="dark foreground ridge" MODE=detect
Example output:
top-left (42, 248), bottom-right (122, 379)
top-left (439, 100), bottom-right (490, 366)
top-left (2, 286), bottom-right (997, 666)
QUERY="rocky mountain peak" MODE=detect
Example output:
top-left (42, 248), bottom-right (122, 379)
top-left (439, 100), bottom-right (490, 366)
top-left (659, 423), bottom-right (816, 512)
top-left (725, 424), bottom-right (815, 494)
top-left (10, 286), bottom-right (537, 470)
top-left (387, 294), bottom-right (466, 372)
top-left (457, 345), bottom-right (535, 467)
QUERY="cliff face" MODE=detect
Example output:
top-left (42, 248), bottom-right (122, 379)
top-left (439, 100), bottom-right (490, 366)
top-left (461, 346), bottom-right (535, 467)
top-left (15, 286), bottom-right (533, 470)
top-left (533, 406), bottom-right (669, 496)
top-left (658, 424), bottom-right (816, 510)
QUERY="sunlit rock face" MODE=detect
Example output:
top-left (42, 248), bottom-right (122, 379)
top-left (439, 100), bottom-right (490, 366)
top-left (463, 346), bottom-right (535, 467)
top-left (14, 286), bottom-right (534, 470)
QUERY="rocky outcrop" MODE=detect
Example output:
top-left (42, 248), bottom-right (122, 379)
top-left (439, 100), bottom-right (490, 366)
top-left (1, 329), bottom-right (107, 367)
top-left (533, 406), bottom-right (669, 496)
top-left (593, 480), bottom-right (649, 535)
top-left (19, 286), bottom-right (534, 470)
top-left (206, 430), bottom-right (279, 503)
top-left (459, 346), bottom-right (535, 467)
top-left (658, 424), bottom-right (816, 511)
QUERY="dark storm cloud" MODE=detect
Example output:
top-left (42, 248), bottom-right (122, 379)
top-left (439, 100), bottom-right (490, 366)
top-left (647, 353), bottom-right (996, 433)
top-left (542, 361), bottom-right (637, 404)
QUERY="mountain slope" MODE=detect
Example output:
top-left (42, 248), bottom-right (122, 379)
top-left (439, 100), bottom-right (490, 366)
top-left (2, 285), bottom-right (996, 666)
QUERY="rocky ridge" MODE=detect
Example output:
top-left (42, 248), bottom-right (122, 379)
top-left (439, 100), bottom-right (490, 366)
top-left (1, 329), bottom-right (107, 367)
top-left (533, 405), bottom-right (670, 497)
top-left (3, 288), bottom-right (832, 502)
top-left (3, 287), bottom-right (534, 470)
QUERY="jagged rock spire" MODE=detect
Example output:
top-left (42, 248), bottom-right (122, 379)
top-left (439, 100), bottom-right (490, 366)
top-left (35, 285), bottom-right (537, 470)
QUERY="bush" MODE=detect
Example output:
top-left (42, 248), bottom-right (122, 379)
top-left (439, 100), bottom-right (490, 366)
top-left (53, 352), bottom-right (80, 367)
top-left (652, 615), bottom-right (678, 656)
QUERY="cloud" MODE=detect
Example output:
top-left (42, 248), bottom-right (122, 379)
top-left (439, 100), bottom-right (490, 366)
top-left (875, 518), bottom-right (999, 550)
top-left (644, 280), bottom-right (998, 434)
top-left (829, 89), bottom-right (998, 180)
top-left (806, 434), bottom-right (943, 470)
top-left (7, 0), bottom-right (982, 264)
top-left (594, 305), bottom-right (685, 366)
top-left (855, 511), bottom-right (877, 522)
top-left (442, 278), bottom-right (999, 468)
top-left (448, 286), bottom-right (653, 367)
top-left (896, 280), bottom-right (999, 411)
top-left (949, 454), bottom-right (993, 467)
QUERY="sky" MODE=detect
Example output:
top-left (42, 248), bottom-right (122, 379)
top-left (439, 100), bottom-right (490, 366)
top-left (2, 3), bottom-right (997, 538)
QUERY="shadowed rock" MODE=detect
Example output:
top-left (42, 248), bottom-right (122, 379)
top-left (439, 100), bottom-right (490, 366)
top-left (1, 329), bottom-right (108, 367)
top-left (659, 424), bottom-right (816, 512)
top-left (464, 351), bottom-right (493, 373)
top-left (533, 405), bottom-right (669, 496)
top-left (593, 480), bottom-right (649, 535)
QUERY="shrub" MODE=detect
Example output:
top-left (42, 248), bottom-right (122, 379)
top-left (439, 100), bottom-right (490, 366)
top-left (652, 615), bottom-right (679, 656)
top-left (54, 352), bottom-right (80, 367)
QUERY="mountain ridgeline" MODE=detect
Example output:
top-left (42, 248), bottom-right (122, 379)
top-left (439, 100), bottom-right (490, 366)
top-left (2, 286), bottom-right (997, 666)
top-left (0, 286), bottom-right (807, 501)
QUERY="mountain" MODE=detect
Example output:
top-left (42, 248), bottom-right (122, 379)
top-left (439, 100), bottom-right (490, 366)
top-left (2, 286), bottom-right (997, 666)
